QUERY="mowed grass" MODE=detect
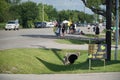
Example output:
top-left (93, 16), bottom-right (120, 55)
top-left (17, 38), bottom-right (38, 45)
top-left (55, 39), bottom-right (120, 45)
top-left (55, 39), bottom-right (90, 44)
top-left (0, 48), bottom-right (120, 74)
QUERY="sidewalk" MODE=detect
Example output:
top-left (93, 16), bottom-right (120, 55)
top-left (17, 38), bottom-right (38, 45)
top-left (0, 72), bottom-right (120, 80)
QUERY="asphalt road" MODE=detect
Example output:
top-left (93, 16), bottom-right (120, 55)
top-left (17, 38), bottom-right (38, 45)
top-left (0, 28), bottom-right (90, 50)
top-left (0, 27), bottom-right (119, 50)
top-left (0, 28), bottom-right (58, 50)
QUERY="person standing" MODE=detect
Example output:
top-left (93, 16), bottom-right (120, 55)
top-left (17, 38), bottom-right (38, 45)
top-left (61, 23), bottom-right (65, 37)
top-left (54, 23), bottom-right (61, 37)
top-left (95, 25), bottom-right (100, 39)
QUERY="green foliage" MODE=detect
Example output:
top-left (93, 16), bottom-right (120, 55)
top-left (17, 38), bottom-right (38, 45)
top-left (0, 0), bottom-right (95, 28)
top-left (0, 23), bottom-right (6, 29)
top-left (87, 0), bottom-right (103, 8)
top-left (9, 5), bottom-right (21, 20)
top-left (44, 4), bottom-right (58, 21)
top-left (0, 0), bottom-right (10, 22)
top-left (58, 10), bottom-right (94, 23)
top-left (19, 1), bottom-right (39, 28)
top-left (0, 48), bottom-right (120, 74)
top-left (5, 0), bottom-right (21, 5)
top-left (55, 39), bottom-right (89, 44)
top-left (83, 0), bottom-right (120, 18)
top-left (0, 0), bottom-right (21, 22)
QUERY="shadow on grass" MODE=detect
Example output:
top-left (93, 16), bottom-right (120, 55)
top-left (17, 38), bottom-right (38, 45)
top-left (21, 34), bottom-right (57, 39)
top-left (51, 49), bottom-right (64, 63)
top-left (21, 34), bottom-right (105, 45)
top-left (35, 56), bottom-right (89, 72)
top-left (60, 39), bottom-right (90, 44)
top-left (106, 60), bottom-right (120, 65)
top-left (89, 60), bottom-right (120, 67)
top-left (35, 56), bottom-right (120, 72)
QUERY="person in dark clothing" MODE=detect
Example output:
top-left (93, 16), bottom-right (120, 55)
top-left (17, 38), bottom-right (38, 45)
top-left (70, 23), bottom-right (75, 34)
top-left (95, 26), bottom-right (100, 39)
top-left (95, 26), bottom-right (100, 35)
top-left (58, 23), bottom-right (61, 36)
top-left (80, 31), bottom-right (85, 35)
top-left (93, 26), bottom-right (95, 32)
top-left (61, 24), bottom-right (65, 37)
top-left (72, 23), bottom-right (76, 33)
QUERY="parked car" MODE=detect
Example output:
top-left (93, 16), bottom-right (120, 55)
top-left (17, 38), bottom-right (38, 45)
top-left (46, 22), bottom-right (54, 28)
top-left (5, 20), bottom-right (19, 30)
top-left (34, 22), bottom-right (46, 28)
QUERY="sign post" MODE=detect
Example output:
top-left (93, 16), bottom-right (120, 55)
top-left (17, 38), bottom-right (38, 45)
top-left (88, 44), bottom-right (107, 70)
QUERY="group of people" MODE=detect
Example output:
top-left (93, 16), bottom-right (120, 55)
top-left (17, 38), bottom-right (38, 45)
top-left (53, 21), bottom-right (100, 39)
top-left (53, 22), bottom-right (76, 37)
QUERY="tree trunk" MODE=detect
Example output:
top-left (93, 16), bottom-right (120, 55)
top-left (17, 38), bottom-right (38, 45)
top-left (119, 22), bottom-right (120, 40)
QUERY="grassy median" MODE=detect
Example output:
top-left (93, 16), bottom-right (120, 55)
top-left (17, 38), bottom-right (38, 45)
top-left (0, 48), bottom-right (120, 74)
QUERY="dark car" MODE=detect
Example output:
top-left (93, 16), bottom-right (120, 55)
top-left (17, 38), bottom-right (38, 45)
top-left (34, 22), bottom-right (46, 28)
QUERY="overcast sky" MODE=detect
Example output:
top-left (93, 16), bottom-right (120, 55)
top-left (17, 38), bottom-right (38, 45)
top-left (22, 0), bottom-right (94, 14)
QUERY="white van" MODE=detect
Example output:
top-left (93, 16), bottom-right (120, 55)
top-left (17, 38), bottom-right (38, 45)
top-left (5, 20), bottom-right (19, 30)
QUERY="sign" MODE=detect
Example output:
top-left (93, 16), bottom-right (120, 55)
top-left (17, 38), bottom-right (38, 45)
top-left (88, 44), bottom-right (107, 59)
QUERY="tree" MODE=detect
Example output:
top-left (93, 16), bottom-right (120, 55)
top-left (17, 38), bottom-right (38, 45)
top-left (82, 0), bottom-right (106, 17)
top-left (37, 3), bottom-right (49, 22)
top-left (58, 10), bottom-right (69, 21)
top-left (0, 0), bottom-right (21, 22)
top-left (44, 4), bottom-right (58, 21)
top-left (9, 5), bottom-right (21, 20)
top-left (57, 10), bottom-right (94, 23)
top-left (0, 0), bottom-right (10, 22)
top-left (81, 0), bottom-right (120, 61)
top-left (82, 0), bottom-right (120, 35)
top-left (5, 0), bottom-right (21, 5)
top-left (19, 1), bottom-right (39, 28)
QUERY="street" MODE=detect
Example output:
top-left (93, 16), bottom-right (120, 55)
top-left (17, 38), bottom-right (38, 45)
top-left (0, 27), bottom-right (119, 50)
top-left (0, 27), bottom-right (91, 50)
top-left (0, 28), bottom-right (58, 50)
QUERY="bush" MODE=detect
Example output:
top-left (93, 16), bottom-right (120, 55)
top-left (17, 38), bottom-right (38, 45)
top-left (0, 23), bottom-right (5, 29)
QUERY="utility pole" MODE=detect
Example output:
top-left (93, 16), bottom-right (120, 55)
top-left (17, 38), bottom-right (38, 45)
top-left (106, 0), bottom-right (112, 61)
top-left (84, 5), bottom-right (86, 27)
top-left (42, 4), bottom-right (44, 22)
top-left (115, 0), bottom-right (119, 60)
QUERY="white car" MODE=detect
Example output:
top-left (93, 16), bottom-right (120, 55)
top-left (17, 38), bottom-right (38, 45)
top-left (46, 22), bottom-right (54, 28)
top-left (5, 21), bottom-right (19, 30)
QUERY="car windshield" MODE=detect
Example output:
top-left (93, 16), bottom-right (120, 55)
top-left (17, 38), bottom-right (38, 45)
top-left (7, 21), bottom-right (16, 24)
top-left (36, 22), bottom-right (42, 24)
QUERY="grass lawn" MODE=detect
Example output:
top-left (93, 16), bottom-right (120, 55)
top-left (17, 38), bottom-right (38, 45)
top-left (55, 38), bottom-right (120, 45)
top-left (0, 48), bottom-right (120, 74)
top-left (55, 39), bottom-right (90, 44)
top-left (55, 38), bottom-right (106, 45)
